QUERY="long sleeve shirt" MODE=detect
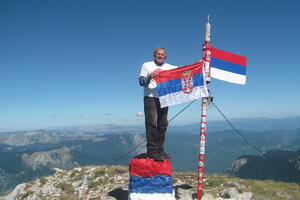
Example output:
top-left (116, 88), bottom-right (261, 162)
top-left (139, 61), bottom-right (177, 97)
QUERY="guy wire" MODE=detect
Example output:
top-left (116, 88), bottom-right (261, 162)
top-left (107, 100), bottom-right (196, 167)
top-left (104, 99), bottom-right (298, 183)
top-left (212, 101), bottom-right (297, 183)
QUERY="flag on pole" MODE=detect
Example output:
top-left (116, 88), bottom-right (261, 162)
top-left (156, 61), bottom-right (209, 108)
top-left (210, 47), bottom-right (247, 85)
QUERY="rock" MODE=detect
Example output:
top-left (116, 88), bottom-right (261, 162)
top-left (87, 167), bottom-right (96, 173)
top-left (202, 193), bottom-right (215, 200)
top-left (220, 187), bottom-right (239, 198)
top-left (2, 165), bottom-right (299, 200)
top-left (276, 191), bottom-right (291, 199)
top-left (176, 187), bottom-right (193, 200)
top-left (239, 192), bottom-right (253, 200)
top-left (226, 181), bottom-right (247, 190)
top-left (53, 168), bottom-right (64, 173)
top-left (72, 181), bottom-right (81, 188)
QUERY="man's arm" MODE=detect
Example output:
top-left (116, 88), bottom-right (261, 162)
top-left (138, 76), bottom-right (151, 86)
top-left (138, 63), bottom-right (152, 86)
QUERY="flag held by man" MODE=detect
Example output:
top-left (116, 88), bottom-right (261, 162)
top-left (156, 60), bottom-right (209, 108)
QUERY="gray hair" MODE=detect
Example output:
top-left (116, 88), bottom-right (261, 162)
top-left (153, 46), bottom-right (168, 57)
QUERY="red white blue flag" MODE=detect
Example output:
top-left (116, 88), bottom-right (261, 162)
top-left (156, 61), bottom-right (209, 108)
top-left (211, 47), bottom-right (247, 85)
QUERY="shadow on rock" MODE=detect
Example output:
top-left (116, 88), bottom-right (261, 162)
top-left (108, 188), bottom-right (128, 200)
top-left (174, 184), bottom-right (193, 199)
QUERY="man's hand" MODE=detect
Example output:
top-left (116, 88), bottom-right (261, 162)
top-left (150, 69), bottom-right (162, 80)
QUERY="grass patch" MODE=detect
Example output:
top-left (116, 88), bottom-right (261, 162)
top-left (113, 167), bottom-right (127, 174)
top-left (37, 194), bottom-right (48, 200)
top-left (73, 173), bottom-right (83, 181)
top-left (94, 168), bottom-right (105, 177)
top-left (70, 170), bottom-right (77, 178)
top-left (58, 193), bottom-right (77, 200)
top-left (247, 179), bottom-right (300, 200)
top-left (88, 179), bottom-right (105, 189)
top-left (56, 182), bottom-right (74, 193)
top-left (18, 190), bottom-right (34, 199)
top-left (39, 177), bottom-right (47, 185)
top-left (173, 172), bottom-right (300, 200)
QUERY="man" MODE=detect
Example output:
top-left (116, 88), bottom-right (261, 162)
top-left (138, 47), bottom-right (177, 161)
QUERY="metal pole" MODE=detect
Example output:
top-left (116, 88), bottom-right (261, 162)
top-left (197, 97), bottom-right (209, 199)
top-left (197, 16), bottom-right (211, 200)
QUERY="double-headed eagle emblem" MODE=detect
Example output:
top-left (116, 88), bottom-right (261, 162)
top-left (181, 70), bottom-right (194, 94)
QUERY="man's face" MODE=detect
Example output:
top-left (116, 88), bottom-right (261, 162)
top-left (154, 49), bottom-right (167, 64)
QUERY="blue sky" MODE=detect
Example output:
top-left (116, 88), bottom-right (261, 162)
top-left (1, 0), bottom-right (300, 131)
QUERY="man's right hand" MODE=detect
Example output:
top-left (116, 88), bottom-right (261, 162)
top-left (150, 69), bottom-right (162, 80)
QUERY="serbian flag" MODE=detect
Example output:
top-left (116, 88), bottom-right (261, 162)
top-left (211, 47), bottom-right (247, 85)
top-left (156, 60), bottom-right (209, 108)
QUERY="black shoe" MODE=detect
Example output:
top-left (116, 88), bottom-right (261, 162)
top-left (160, 152), bottom-right (172, 159)
top-left (147, 151), bottom-right (164, 161)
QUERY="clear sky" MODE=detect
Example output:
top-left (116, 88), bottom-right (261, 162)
top-left (1, 0), bottom-right (300, 131)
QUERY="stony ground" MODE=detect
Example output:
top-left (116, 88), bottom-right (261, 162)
top-left (2, 165), bottom-right (300, 200)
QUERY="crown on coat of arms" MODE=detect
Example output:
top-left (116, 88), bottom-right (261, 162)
top-left (182, 70), bottom-right (192, 77)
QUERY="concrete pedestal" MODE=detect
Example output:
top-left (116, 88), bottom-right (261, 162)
top-left (128, 154), bottom-right (175, 200)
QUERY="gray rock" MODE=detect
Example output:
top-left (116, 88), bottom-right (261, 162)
top-left (202, 193), bottom-right (215, 200)
top-left (225, 181), bottom-right (246, 190)
top-left (239, 192), bottom-right (252, 200)
top-left (176, 187), bottom-right (193, 200)
top-left (220, 187), bottom-right (239, 199)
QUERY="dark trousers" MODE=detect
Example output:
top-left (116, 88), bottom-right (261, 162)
top-left (144, 96), bottom-right (168, 153)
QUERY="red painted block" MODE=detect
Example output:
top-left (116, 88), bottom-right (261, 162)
top-left (129, 155), bottom-right (172, 177)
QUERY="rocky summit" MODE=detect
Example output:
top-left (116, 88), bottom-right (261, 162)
top-left (2, 165), bottom-right (300, 200)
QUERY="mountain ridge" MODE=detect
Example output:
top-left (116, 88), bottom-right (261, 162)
top-left (1, 127), bottom-right (300, 195)
top-left (1, 116), bottom-right (300, 196)
top-left (228, 149), bottom-right (300, 183)
top-left (2, 115), bottom-right (300, 134)
top-left (2, 165), bottom-right (300, 200)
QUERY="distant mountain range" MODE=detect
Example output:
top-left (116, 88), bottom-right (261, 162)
top-left (229, 149), bottom-right (300, 183)
top-left (0, 116), bottom-right (300, 195)
top-left (2, 116), bottom-right (300, 134)
top-left (167, 128), bottom-right (300, 172)
top-left (169, 115), bottom-right (300, 133)
top-left (0, 131), bottom-right (145, 195)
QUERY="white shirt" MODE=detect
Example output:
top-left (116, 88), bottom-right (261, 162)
top-left (139, 61), bottom-right (177, 97)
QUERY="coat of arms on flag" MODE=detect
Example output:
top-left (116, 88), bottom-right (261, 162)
top-left (182, 70), bottom-right (194, 94)
top-left (156, 60), bottom-right (209, 108)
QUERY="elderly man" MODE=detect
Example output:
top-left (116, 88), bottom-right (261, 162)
top-left (138, 47), bottom-right (177, 161)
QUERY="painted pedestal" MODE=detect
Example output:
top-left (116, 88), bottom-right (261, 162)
top-left (128, 154), bottom-right (175, 200)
